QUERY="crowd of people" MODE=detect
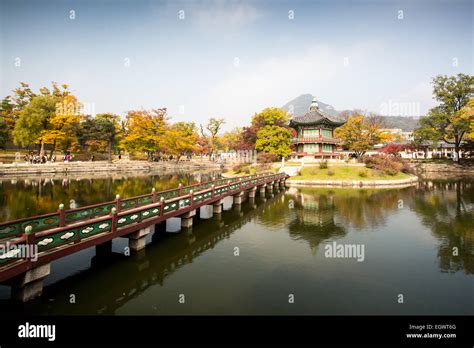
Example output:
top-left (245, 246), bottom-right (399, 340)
top-left (23, 152), bottom-right (73, 164)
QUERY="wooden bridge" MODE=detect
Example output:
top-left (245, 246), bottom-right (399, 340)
top-left (0, 172), bottom-right (287, 301)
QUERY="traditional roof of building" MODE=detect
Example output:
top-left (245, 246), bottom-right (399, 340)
top-left (289, 97), bottom-right (346, 128)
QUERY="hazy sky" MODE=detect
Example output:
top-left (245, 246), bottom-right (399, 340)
top-left (0, 0), bottom-right (472, 130)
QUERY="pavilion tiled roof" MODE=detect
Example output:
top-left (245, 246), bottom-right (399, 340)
top-left (289, 107), bottom-right (345, 128)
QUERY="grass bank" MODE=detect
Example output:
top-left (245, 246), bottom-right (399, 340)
top-left (292, 166), bottom-right (412, 181)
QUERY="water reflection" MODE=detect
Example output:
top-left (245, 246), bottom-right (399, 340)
top-left (410, 180), bottom-right (474, 274)
top-left (0, 171), bottom-right (221, 221)
top-left (285, 180), bottom-right (473, 274)
top-left (0, 177), bottom-right (472, 315)
top-left (0, 192), bottom-right (278, 315)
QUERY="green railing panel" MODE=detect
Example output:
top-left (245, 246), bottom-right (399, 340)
top-left (21, 215), bottom-right (59, 233)
top-left (140, 206), bottom-right (161, 219)
top-left (0, 244), bottom-right (25, 265)
top-left (65, 203), bottom-right (115, 222)
top-left (117, 212), bottom-right (141, 227)
top-left (79, 218), bottom-right (113, 239)
top-left (137, 195), bottom-right (153, 206)
top-left (193, 194), bottom-right (203, 201)
top-left (37, 228), bottom-right (78, 252)
top-left (0, 223), bottom-right (22, 239)
top-left (159, 190), bottom-right (180, 201)
top-left (120, 198), bottom-right (138, 210)
top-left (163, 201), bottom-right (179, 213)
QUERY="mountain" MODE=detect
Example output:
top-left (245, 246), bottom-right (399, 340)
top-left (281, 94), bottom-right (420, 131)
top-left (281, 94), bottom-right (339, 118)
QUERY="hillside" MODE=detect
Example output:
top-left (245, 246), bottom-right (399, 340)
top-left (282, 94), bottom-right (421, 131)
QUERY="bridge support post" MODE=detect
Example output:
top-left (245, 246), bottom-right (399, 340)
top-left (11, 263), bottom-right (51, 302)
top-left (259, 184), bottom-right (266, 195)
top-left (248, 186), bottom-right (257, 198)
top-left (233, 192), bottom-right (244, 205)
top-left (128, 226), bottom-right (151, 252)
top-left (181, 209), bottom-right (196, 228)
top-left (199, 205), bottom-right (213, 219)
top-left (213, 200), bottom-right (223, 214)
top-left (280, 179), bottom-right (286, 188)
top-left (267, 181), bottom-right (274, 191)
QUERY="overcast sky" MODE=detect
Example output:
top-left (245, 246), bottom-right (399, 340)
top-left (0, 0), bottom-right (472, 130)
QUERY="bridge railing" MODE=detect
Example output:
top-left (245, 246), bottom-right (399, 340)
top-left (0, 172), bottom-right (286, 268)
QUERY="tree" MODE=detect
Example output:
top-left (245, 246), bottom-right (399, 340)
top-left (458, 98), bottom-right (474, 140)
top-left (12, 95), bottom-right (58, 156)
top-left (0, 117), bottom-right (8, 149)
top-left (199, 117), bottom-right (225, 159)
top-left (79, 113), bottom-right (122, 161)
top-left (252, 107), bottom-right (292, 158)
top-left (334, 115), bottom-right (383, 158)
top-left (163, 122), bottom-right (197, 161)
top-left (121, 108), bottom-right (168, 160)
top-left (43, 94), bottom-right (83, 157)
top-left (379, 143), bottom-right (413, 156)
top-left (414, 74), bottom-right (474, 161)
top-left (221, 128), bottom-right (242, 151)
top-left (238, 126), bottom-right (257, 150)
top-left (255, 125), bottom-right (292, 158)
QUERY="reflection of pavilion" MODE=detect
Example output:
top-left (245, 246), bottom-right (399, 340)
top-left (287, 189), bottom-right (346, 252)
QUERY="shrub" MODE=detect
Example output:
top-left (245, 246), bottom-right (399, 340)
top-left (257, 162), bottom-right (271, 172)
top-left (232, 163), bottom-right (245, 174)
top-left (243, 167), bottom-right (251, 174)
top-left (319, 160), bottom-right (328, 169)
top-left (361, 155), bottom-right (404, 176)
top-left (257, 152), bottom-right (278, 164)
top-left (327, 169), bottom-right (335, 176)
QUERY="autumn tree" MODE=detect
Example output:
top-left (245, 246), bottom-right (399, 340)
top-left (458, 98), bottom-right (474, 140)
top-left (252, 107), bottom-right (292, 158)
top-left (413, 74), bottom-right (474, 161)
top-left (163, 122), bottom-right (197, 161)
top-left (334, 114), bottom-right (383, 158)
top-left (12, 95), bottom-right (58, 156)
top-left (199, 117), bottom-right (225, 159)
top-left (221, 128), bottom-right (242, 151)
top-left (121, 108), bottom-right (168, 160)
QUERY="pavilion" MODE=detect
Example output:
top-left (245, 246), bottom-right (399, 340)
top-left (289, 98), bottom-right (346, 160)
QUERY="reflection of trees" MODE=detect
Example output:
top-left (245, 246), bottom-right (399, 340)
top-left (287, 190), bottom-right (346, 253)
top-left (0, 191), bottom-right (278, 315)
top-left (0, 172), bottom-right (219, 221)
top-left (410, 180), bottom-right (474, 274)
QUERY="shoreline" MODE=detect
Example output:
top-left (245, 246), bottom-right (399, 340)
top-left (0, 160), bottom-right (228, 176)
top-left (286, 175), bottom-right (419, 188)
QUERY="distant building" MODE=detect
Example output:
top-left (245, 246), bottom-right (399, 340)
top-left (289, 98), bottom-right (346, 160)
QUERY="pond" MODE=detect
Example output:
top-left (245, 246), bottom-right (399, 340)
top-left (0, 174), bottom-right (472, 315)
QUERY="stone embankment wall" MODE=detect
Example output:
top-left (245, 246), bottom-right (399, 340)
top-left (287, 176), bottom-right (419, 188)
top-left (0, 160), bottom-right (227, 176)
top-left (413, 162), bottom-right (474, 177)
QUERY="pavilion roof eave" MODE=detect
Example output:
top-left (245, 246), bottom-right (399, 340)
top-left (289, 119), bottom-right (345, 128)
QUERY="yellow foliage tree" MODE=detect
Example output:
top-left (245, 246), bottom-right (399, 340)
top-left (334, 115), bottom-right (383, 158)
top-left (121, 108), bottom-right (168, 160)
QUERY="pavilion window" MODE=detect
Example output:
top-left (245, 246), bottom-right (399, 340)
top-left (322, 129), bottom-right (332, 138)
top-left (304, 129), bottom-right (318, 138)
top-left (322, 144), bottom-right (332, 152)
top-left (304, 143), bottom-right (319, 154)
